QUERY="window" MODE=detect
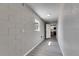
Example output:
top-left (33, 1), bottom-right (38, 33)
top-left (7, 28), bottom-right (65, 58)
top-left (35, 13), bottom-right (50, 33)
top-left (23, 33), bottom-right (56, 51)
top-left (34, 19), bottom-right (40, 31)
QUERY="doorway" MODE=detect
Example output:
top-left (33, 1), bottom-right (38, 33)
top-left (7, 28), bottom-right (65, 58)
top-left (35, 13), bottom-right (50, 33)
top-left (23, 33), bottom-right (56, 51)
top-left (46, 22), bottom-right (57, 39)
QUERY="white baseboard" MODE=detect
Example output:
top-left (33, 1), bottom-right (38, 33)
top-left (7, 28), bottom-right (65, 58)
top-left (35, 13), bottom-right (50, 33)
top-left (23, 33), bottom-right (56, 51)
top-left (24, 39), bottom-right (44, 56)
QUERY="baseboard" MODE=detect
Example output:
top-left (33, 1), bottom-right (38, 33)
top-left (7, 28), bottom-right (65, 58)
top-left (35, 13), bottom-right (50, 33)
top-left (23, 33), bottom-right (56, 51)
top-left (24, 39), bottom-right (44, 56)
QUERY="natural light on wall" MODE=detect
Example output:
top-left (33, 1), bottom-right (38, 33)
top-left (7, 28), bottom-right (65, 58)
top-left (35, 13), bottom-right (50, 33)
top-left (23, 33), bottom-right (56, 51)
top-left (34, 19), bottom-right (40, 31)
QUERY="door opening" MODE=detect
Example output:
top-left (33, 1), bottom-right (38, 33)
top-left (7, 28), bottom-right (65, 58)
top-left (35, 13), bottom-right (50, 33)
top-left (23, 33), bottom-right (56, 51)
top-left (45, 21), bottom-right (57, 39)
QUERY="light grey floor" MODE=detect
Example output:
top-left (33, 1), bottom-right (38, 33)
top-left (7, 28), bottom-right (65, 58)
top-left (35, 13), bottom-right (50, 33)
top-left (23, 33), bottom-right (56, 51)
top-left (27, 36), bottom-right (63, 56)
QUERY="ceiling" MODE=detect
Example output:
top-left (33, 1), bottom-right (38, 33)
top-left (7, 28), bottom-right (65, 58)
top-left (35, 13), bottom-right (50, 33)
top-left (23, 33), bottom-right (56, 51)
top-left (27, 3), bottom-right (61, 23)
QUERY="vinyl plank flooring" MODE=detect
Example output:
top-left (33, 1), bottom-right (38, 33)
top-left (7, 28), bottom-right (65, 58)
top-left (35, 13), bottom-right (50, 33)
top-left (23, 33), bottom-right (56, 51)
top-left (27, 37), bottom-right (63, 56)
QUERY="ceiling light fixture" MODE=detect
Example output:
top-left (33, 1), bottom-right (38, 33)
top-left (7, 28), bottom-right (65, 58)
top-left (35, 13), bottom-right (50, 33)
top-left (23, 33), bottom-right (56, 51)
top-left (47, 14), bottom-right (50, 17)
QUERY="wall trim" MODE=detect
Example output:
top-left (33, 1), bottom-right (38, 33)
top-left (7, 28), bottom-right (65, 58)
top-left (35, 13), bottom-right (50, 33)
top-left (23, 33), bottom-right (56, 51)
top-left (23, 39), bottom-right (44, 56)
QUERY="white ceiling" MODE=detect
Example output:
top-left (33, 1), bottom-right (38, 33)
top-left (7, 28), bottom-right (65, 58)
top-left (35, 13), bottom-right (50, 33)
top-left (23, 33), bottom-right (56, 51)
top-left (27, 3), bottom-right (61, 22)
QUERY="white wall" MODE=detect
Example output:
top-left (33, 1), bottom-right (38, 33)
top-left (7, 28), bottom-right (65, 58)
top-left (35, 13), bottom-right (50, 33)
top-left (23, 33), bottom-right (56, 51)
top-left (57, 3), bottom-right (79, 56)
top-left (0, 3), bottom-right (45, 56)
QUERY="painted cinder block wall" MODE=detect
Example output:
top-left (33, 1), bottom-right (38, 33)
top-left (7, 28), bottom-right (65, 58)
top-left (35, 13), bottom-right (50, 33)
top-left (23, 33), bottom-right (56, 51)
top-left (57, 3), bottom-right (79, 56)
top-left (0, 3), bottom-right (45, 56)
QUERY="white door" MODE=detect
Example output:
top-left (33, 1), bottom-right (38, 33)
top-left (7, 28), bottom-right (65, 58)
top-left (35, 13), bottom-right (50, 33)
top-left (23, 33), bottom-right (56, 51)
top-left (46, 24), bottom-right (51, 38)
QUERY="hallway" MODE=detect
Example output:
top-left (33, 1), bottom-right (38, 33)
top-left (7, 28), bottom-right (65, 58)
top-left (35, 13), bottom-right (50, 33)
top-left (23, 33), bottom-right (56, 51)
top-left (27, 37), bottom-right (63, 56)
